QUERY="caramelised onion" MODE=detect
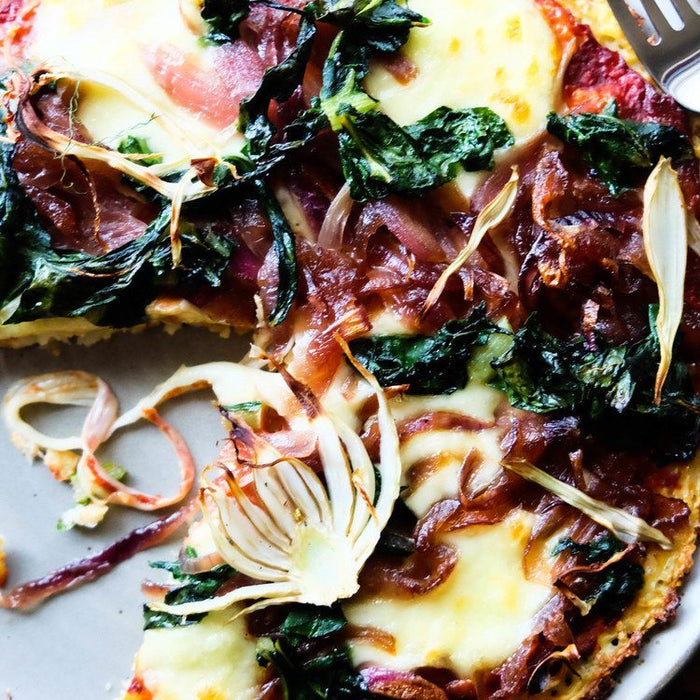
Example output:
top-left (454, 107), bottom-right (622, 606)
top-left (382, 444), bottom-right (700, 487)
top-left (361, 668), bottom-right (448, 700)
top-left (147, 343), bottom-right (401, 616)
top-left (358, 198), bottom-right (442, 262)
top-left (3, 371), bottom-right (196, 527)
top-left (503, 459), bottom-right (672, 550)
top-left (642, 157), bottom-right (688, 404)
top-left (0, 502), bottom-right (196, 610)
top-left (423, 167), bottom-right (519, 316)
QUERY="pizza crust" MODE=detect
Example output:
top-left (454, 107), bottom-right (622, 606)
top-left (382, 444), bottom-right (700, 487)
top-left (527, 458), bottom-right (700, 700)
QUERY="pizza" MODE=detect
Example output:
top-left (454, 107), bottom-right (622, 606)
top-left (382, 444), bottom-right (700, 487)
top-left (1, 1), bottom-right (699, 699)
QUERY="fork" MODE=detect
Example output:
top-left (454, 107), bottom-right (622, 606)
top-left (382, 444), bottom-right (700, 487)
top-left (608, 0), bottom-right (700, 112)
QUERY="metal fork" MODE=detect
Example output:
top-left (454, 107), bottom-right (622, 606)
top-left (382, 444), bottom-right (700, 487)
top-left (608, 0), bottom-right (700, 112)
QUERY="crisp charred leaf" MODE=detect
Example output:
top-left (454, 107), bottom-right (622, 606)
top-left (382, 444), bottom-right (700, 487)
top-left (546, 110), bottom-right (694, 195)
top-left (350, 305), bottom-right (500, 395)
top-left (553, 535), bottom-right (644, 619)
top-left (143, 561), bottom-right (236, 630)
top-left (0, 157), bottom-right (235, 327)
top-left (491, 308), bottom-right (700, 463)
top-left (257, 606), bottom-right (379, 699)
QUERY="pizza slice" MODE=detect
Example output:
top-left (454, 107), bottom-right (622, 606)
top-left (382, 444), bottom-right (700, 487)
top-left (1, 0), bottom-right (699, 699)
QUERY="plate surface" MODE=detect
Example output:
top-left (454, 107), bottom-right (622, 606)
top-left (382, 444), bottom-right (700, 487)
top-left (0, 329), bottom-right (697, 700)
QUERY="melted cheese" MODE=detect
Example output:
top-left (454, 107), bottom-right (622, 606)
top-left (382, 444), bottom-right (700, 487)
top-left (345, 512), bottom-right (553, 678)
top-left (134, 610), bottom-right (263, 700)
top-left (366, 0), bottom-right (561, 144)
top-left (25, 0), bottom-right (244, 161)
top-left (402, 427), bottom-right (504, 516)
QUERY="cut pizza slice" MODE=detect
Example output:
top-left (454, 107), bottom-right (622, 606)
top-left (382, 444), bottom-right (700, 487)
top-left (118, 329), bottom-right (699, 700)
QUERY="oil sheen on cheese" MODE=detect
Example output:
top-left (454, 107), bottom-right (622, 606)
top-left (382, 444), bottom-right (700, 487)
top-left (366, 0), bottom-right (561, 143)
top-left (24, 0), bottom-right (244, 162)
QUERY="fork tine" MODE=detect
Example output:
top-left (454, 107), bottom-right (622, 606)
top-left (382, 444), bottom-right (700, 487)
top-left (669, 0), bottom-right (700, 26)
top-left (640, 0), bottom-right (675, 35)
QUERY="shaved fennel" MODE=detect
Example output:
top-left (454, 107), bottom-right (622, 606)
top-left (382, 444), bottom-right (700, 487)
top-left (643, 157), bottom-right (688, 404)
top-left (503, 459), bottom-right (672, 550)
top-left (424, 167), bottom-right (519, 316)
top-left (144, 355), bottom-right (401, 615)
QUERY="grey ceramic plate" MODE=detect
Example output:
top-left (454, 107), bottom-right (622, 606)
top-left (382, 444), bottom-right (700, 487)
top-left (0, 328), bottom-right (697, 699)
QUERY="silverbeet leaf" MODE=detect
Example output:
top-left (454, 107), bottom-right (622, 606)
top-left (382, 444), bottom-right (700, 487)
top-left (491, 307), bottom-right (700, 463)
top-left (546, 110), bottom-right (694, 195)
top-left (335, 105), bottom-right (513, 201)
top-left (257, 605), bottom-right (380, 700)
top-left (350, 305), bottom-right (500, 395)
top-left (0, 145), bottom-right (236, 328)
top-left (553, 535), bottom-right (644, 619)
top-left (254, 180), bottom-right (298, 326)
top-left (143, 561), bottom-right (236, 630)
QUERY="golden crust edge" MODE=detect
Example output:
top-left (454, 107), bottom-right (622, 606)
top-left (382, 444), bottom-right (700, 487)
top-left (524, 457), bottom-right (700, 700)
top-left (0, 298), bottom-right (252, 349)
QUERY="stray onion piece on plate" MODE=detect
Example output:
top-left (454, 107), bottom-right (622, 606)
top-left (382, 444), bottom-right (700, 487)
top-left (2, 371), bottom-right (196, 528)
top-left (642, 157), bottom-right (688, 404)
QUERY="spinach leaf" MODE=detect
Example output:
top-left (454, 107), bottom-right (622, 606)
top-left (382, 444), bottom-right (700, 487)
top-left (254, 180), bottom-right (298, 325)
top-left (200, 0), bottom-right (253, 43)
top-left (350, 305), bottom-right (500, 395)
top-left (491, 308), bottom-right (700, 463)
top-left (257, 605), bottom-right (379, 699)
top-left (333, 104), bottom-right (513, 201)
top-left (0, 146), bottom-right (235, 327)
top-left (143, 561), bottom-right (236, 630)
top-left (546, 110), bottom-right (694, 195)
top-left (553, 535), bottom-right (644, 618)
top-left (117, 135), bottom-right (163, 166)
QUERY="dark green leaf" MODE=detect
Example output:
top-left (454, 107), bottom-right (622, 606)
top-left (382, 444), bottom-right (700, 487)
top-left (546, 111), bottom-right (694, 195)
top-left (333, 105), bottom-right (512, 201)
top-left (201, 0), bottom-right (253, 43)
top-left (254, 181), bottom-right (298, 326)
top-left (257, 606), bottom-right (380, 699)
top-left (553, 535), bottom-right (644, 618)
top-left (143, 562), bottom-right (236, 630)
top-left (1, 198), bottom-right (235, 328)
top-left (350, 305), bottom-right (500, 394)
top-left (405, 106), bottom-right (514, 175)
top-left (117, 135), bottom-right (163, 167)
top-left (491, 307), bottom-right (700, 463)
top-left (279, 606), bottom-right (347, 644)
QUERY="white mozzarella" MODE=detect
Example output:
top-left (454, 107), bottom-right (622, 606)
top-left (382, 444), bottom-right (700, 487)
top-left (134, 610), bottom-right (263, 700)
top-left (344, 512), bottom-right (553, 678)
top-left (25, 0), bottom-right (244, 162)
top-left (366, 0), bottom-right (561, 144)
